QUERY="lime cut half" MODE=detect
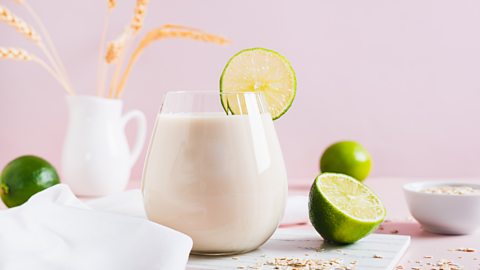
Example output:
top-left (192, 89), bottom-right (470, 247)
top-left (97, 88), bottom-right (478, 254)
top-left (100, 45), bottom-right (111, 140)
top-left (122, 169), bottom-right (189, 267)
top-left (309, 173), bottom-right (386, 244)
top-left (220, 48), bottom-right (296, 120)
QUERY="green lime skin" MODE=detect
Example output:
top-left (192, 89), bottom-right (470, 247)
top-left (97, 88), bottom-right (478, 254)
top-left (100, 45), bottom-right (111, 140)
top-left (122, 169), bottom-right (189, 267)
top-left (320, 141), bottom-right (372, 181)
top-left (308, 175), bottom-right (383, 244)
top-left (0, 155), bottom-right (60, 208)
top-left (219, 47), bottom-right (297, 120)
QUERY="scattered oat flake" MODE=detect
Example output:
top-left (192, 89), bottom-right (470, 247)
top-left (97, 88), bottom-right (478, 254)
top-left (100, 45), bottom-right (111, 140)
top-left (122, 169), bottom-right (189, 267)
top-left (453, 248), bottom-right (476, 253)
top-left (373, 254), bottom-right (383, 259)
top-left (262, 257), bottom-right (356, 270)
top-left (435, 259), bottom-right (463, 270)
top-left (404, 258), bottom-right (465, 270)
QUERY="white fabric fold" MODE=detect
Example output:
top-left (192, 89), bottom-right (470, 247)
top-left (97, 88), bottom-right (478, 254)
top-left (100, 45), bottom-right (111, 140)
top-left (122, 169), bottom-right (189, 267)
top-left (0, 185), bottom-right (309, 270)
top-left (0, 185), bottom-right (192, 270)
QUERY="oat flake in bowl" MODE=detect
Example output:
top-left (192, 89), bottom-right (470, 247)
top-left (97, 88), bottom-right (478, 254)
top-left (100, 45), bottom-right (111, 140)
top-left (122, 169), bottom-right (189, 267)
top-left (422, 185), bottom-right (480, 195)
top-left (403, 181), bottom-right (480, 234)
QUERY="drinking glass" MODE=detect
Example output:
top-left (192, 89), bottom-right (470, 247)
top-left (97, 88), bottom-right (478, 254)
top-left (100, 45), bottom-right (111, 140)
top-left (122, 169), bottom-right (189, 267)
top-left (142, 91), bottom-right (288, 255)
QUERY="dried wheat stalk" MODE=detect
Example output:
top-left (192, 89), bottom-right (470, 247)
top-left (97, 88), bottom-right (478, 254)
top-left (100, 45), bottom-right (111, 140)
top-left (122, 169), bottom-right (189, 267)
top-left (105, 28), bottom-right (133, 64)
top-left (97, 0), bottom-right (118, 96)
top-left (0, 47), bottom-right (74, 94)
top-left (13, 0), bottom-right (72, 88)
top-left (162, 24), bottom-right (203, 32)
top-left (106, 33), bottom-right (133, 97)
top-left (0, 47), bottom-right (31, 60)
top-left (130, 0), bottom-right (148, 32)
top-left (108, 0), bottom-right (116, 9)
top-left (3, 1), bottom-right (74, 94)
top-left (106, 0), bottom-right (150, 97)
top-left (105, 0), bottom-right (149, 64)
top-left (0, 4), bottom-right (40, 42)
top-left (114, 26), bottom-right (230, 98)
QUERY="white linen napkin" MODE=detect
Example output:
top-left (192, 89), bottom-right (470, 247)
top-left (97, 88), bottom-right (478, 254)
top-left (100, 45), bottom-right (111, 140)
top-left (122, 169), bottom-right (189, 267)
top-left (0, 184), bottom-right (192, 270)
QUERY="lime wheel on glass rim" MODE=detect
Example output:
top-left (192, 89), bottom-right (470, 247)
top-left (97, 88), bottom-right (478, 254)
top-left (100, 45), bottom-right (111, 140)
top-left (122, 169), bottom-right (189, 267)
top-left (309, 173), bottom-right (386, 244)
top-left (220, 48), bottom-right (296, 120)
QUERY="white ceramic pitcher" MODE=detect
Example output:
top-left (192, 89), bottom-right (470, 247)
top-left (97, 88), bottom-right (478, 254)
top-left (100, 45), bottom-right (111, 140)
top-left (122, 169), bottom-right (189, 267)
top-left (62, 95), bottom-right (146, 196)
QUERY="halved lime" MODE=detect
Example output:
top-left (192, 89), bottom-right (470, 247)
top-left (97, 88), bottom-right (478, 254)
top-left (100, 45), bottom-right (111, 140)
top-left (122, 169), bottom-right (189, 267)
top-left (309, 173), bottom-right (386, 244)
top-left (220, 48), bottom-right (296, 120)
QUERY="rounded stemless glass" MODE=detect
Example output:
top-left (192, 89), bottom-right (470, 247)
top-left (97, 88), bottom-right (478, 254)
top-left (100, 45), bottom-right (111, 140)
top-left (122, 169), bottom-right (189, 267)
top-left (142, 91), bottom-right (288, 255)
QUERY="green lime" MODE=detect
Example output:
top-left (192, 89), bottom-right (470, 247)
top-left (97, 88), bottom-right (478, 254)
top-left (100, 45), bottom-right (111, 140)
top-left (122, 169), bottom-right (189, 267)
top-left (0, 155), bottom-right (60, 208)
top-left (309, 173), bottom-right (386, 244)
top-left (220, 47), bottom-right (296, 120)
top-left (320, 141), bottom-right (372, 182)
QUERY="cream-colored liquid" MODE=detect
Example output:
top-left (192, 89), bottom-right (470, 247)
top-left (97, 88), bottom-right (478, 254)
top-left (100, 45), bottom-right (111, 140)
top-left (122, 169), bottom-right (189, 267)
top-left (142, 113), bottom-right (287, 254)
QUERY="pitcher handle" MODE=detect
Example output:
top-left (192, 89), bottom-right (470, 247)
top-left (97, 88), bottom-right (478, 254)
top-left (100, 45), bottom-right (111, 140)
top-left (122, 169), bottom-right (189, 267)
top-left (121, 110), bottom-right (147, 166)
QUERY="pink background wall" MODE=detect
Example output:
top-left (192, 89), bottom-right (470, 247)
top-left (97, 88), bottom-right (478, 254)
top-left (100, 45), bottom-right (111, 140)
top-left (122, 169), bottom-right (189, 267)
top-left (2, 0), bottom-right (480, 183)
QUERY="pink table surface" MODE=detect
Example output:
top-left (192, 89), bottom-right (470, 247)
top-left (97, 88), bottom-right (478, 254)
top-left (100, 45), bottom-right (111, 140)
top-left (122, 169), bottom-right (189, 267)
top-left (1, 178), bottom-right (479, 269)
top-left (289, 177), bottom-right (480, 269)
top-left (132, 178), bottom-right (480, 269)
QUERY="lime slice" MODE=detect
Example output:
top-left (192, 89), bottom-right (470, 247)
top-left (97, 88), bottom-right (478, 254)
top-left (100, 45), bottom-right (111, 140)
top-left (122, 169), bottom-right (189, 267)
top-left (309, 173), bottom-right (386, 244)
top-left (220, 48), bottom-right (296, 120)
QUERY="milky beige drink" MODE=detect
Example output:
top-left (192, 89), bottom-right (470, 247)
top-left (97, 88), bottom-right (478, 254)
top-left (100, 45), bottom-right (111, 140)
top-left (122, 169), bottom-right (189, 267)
top-left (142, 112), bottom-right (287, 254)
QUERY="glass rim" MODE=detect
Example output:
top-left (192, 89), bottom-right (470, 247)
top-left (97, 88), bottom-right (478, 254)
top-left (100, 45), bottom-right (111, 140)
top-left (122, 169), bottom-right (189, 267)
top-left (160, 90), bottom-right (269, 115)
top-left (164, 90), bottom-right (263, 96)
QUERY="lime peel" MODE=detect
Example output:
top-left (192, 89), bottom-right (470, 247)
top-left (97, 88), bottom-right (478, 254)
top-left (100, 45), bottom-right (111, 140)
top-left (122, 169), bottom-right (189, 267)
top-left (220, 47), bottom-right (296, 120)
top-left (320, 141), bottom-right (372, 182)
top-left (0, 155), bottom-right (60, 208)
top-left (309, 173), bottom-right (386, 244)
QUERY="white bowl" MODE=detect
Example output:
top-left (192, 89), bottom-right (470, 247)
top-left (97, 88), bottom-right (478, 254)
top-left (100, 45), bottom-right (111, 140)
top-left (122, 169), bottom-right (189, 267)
top-left (403, 181), bottom-right (480, 235)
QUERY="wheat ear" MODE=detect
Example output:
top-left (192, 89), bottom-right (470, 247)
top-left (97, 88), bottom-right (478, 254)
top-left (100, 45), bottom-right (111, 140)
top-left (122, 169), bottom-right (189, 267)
top-left (114, 26), bottom-right (230, 98)
top-left (96, 0), bottom-right (117, 97)
top-left (162, 24), bottom-right (204, 32)
top-left (107, 0), bottom-right (149, 98)
top-left (0, 47), bottom-right (31, 60)
top-left (1, 3), bottom-right (74, 94)
top-left (14, 0), bottom-right (73, 90)
top-left (108, 0), bottom-right (116, 9)
top-left (0, 47), bottom-right (73, 94)
top-left (0, 4), bottom-right (40, 41)
top-left (104, 0), bottom-right (148, 64)
top-left (130, 0), bottom-right (148, 32)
